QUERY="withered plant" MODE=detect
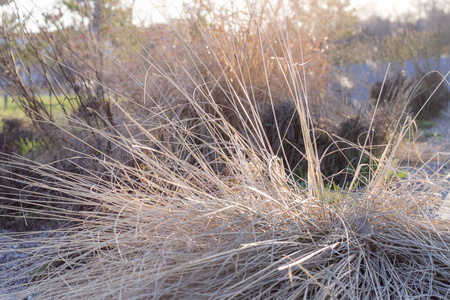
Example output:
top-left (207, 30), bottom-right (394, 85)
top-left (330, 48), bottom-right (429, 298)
top-left (0, 1), bottom-right (449, 299)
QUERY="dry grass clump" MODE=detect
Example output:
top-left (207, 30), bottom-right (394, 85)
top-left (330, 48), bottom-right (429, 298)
top-left (1, 1), bottom-right (450, 299)
top-left (1, 110), bottom-right (450, 298)
top-left (0, 154), bottom-right (91, 231)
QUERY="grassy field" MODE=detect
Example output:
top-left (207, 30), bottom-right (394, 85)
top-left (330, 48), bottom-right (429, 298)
top-left (0, 92), bottom-right (76, 129)
top-left (0, 93), bottom-right (27, 121)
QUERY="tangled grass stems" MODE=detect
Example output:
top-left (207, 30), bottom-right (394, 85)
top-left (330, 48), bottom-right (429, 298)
top-left (3, 166), bottom-right (450, 299)
top-left (2, 84), bottom-right (450, 299)
top-left (1, 1), bottom-right (450, 299)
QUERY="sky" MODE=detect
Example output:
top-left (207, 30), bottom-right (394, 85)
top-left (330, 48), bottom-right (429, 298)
top-left (4, 0), bottom-right (429, 27)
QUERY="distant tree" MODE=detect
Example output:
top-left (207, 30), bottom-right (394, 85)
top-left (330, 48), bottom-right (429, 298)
top-left (425, 7), bottom-right (450, 33)
top-left (289, 0), bottom-right (358, 67)
top-left (61, 0), bottom-right (134, 38)
top-left (290, 0), bottom-right (357, 42)
top-left (55, 0), bottom-right (142, 94)
top-left (360, 16), bottom-right (392, 37)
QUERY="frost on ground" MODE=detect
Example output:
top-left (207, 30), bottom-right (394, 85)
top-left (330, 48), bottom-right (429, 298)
top-left (0, 231), bottom-right (55, 299)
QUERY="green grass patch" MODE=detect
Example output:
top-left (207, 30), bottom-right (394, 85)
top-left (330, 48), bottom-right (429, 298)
top-left (0, 93), bottom-right (75, 130)
top-left (0, 94), bottom-right (26, 121)
top-left (15, 137), bottom-right (46, 156)
top-left (416, 119), bottom-right (435, 129)
top-left (424, 131), bottom-right (442, 139)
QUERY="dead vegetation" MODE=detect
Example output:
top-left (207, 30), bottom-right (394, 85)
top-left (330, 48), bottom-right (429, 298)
top-left (370, 70), bottom-right (450, 120)
top-left (262, 101), bottom-right (395, 187)
top-left (0, 0), bottom-right (449, 299)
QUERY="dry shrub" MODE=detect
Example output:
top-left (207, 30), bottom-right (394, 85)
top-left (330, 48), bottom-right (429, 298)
top-left (370, 71), bottom-right (408, 105)
top-left (1, 0), bottom-right (450, 299)
top-left (0, 5), bottom-right (142, 147)
top-left (0, 119), bottom-right (32, 155)
top-left (262, 101), bottom-right (392, 187)
top-left (370, 71), bottom-right (450, 120)
top-left (409, 71), bottom-right (450, 120)
top-left (135, 1), bottom-right (329, 142)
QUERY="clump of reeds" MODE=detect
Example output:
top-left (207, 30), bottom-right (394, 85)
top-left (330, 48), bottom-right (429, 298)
top-left (1, 1), bottom-right (450, 299)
